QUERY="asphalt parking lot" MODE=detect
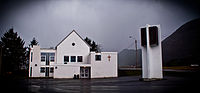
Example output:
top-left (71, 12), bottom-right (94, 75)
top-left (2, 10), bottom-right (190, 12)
top-left (1, 71), bottom-right (200, 93)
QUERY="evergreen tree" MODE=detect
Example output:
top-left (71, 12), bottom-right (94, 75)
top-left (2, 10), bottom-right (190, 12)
top-left (25, 37), bottom-right (39, 71)
top-left (84, 37), bottom-right (91, 46)
top-left (91, 41), bottom-right (97, 52)
top-left (30, 37), bottom-right (38, 47)
top-left (0, 28), bottom-right (27, 74)
top-left (84, 37), bottom-right (99, 52)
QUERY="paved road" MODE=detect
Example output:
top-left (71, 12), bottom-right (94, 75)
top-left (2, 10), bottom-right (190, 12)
top-left (1, 72), bottom-right (199, 93)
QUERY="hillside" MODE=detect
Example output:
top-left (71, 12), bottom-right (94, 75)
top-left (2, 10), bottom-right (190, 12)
top-left (162, 18), bottom-right (200, 66)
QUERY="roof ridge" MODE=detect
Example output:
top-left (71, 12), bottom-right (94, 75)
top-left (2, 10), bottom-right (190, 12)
top-left (55, 30), bottom-right (91, 48)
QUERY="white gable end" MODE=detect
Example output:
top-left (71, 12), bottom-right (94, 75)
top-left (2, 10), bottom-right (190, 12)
top-left (56, 31), bottom-right (90, 64)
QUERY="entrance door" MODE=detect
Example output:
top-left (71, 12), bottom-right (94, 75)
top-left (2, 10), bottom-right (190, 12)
top-left (80, 67), bottom-right (90, 79)
top-left (45, 67), bottom-right (49, 77)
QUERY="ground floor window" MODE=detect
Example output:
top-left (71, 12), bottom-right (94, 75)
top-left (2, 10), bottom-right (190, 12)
top-left (40, 67), bottom-right (45, 73)
top-left (50, 67), bottom-right (54, 73)
top-left (30, 67), bottom-right (32, 77)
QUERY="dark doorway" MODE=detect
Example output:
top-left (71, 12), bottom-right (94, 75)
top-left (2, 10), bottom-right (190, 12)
top-left (45, 67), bottom-right (49, 77)
top-left (80, 67), bottom-right (91, 79)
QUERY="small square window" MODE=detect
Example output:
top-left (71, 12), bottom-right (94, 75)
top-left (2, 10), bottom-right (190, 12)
top-left (41, 55), bottom-right (46, 62)
top-left (40, 67), bottom-right (45, 73)
top-left (95, 55), bottom-right (101, 61)
top-left (50, 56), bottom-right (55, 62)
top-left (64, 56), bottom-right (69, 64)
top-left (78, 56), bottom-right (83, 62)
top-left (71, 56), bottom-right (76, 62)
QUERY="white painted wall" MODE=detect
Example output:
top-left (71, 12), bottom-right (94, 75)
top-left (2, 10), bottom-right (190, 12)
top-left (29, 46), bottom-right (56, 77)
top-left (91, 52), bottom-right (118, 78)
top-left (141, 24), bottom-right (163, 79)
top-left (29, 45), bottom-right (40, 77)
top-left (54, 65), bottom-right (80, 78)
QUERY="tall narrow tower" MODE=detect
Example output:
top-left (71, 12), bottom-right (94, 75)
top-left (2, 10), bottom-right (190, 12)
top-left (140, 24), bottom-right (163, 81)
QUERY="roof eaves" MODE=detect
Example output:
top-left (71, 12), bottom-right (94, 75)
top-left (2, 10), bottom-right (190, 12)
top-left (55, 30), bottom-right (91, 48)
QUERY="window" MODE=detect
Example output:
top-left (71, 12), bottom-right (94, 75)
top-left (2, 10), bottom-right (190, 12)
top-left (71, 56), bottom-right (76, 62)
top-left (95, 55), bottom-right (101, 61)
top-left (141, 28), bottom-right (147, 46)
top-left (40, 67), bottom-right (45, 73)
top-left (41, 55), bottom-right (46, 62)
top-left (50, 56), bottom-right (55, 62)
top-left (50, 67), bottom-right (54, 73)
top-left (30, 67), bottom-right (32, 77)
top-left (49, 53), bottom-right (55, 62)
top-left (77, 56), bottom-right (83, 62)
top-left (31, 52), bottom-right (33, 62)
top-left (64, 56), bottom-right (69, 64)
top-left (149, 26), bottom-right (158, 46)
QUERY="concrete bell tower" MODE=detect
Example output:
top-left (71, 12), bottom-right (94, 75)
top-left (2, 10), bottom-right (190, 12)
top-left (140, 24), bottom-right (163, 81)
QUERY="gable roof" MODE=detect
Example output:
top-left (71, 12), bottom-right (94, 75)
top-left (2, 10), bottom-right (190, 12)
top-left (55, 30), bottom-right (91, 48)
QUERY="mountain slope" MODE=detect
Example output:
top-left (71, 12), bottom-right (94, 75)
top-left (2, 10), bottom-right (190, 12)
top-left (162, 18), bottom-right (200, 66)
top-left (118, 49), bottom-right (142, 67)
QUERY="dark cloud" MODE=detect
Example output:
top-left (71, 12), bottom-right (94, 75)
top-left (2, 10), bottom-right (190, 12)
top-left (0, 0), bottom-right (199, 52)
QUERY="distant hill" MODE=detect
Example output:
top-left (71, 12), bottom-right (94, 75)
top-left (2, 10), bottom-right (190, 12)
top-left (162, 18), bottom-right (200, 66)
top-left (118, 49), bottom-right (142, 67)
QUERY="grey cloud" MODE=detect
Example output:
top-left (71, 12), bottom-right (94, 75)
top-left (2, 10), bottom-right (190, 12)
top-left (0, 0), bottom-right (199, 52)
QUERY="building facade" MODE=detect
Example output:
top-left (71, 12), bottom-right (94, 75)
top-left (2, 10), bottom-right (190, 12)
top-left (29, 30), bottom-right (118, 78)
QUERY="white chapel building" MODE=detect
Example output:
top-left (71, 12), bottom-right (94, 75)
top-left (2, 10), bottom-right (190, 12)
top-left (29, 30), bottom-right (118, 78)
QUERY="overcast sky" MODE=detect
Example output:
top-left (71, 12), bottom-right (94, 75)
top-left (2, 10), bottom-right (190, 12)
top-left (0, 0), bottom-right (200, 52)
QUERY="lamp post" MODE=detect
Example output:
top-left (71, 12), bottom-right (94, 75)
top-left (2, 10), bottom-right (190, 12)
top-left (129, 36), bottom-right (138, 68)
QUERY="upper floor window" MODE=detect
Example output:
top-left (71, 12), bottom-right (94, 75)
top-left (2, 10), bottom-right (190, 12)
top-left (77, 56), bottom-right (83, 62)
top-left (95, 55), bottom-right (101, 61)
top-left (50, 56), bottom-right (55, 62)
top-left (41, 55), bottom-right (46, 62)
top-left (64, 56), bottom-right (69, 64)
top-left (71, 56), bottom-right (76, 62)
top-left (41, 53), bottom-right (46, 62)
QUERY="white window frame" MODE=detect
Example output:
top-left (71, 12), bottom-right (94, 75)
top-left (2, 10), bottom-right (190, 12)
top-left (41, 55), bottom-right (46, 62)
top-left (95, 55), bottom-right (101, 61)
top-left (71, 56), bottom-right (76, 62)
top-left (40, 67), bottom-right (45, 73)
top-left (49, 56), bottom-right (55, 62)
top-left (50, 67), bottom-right (54, 73)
